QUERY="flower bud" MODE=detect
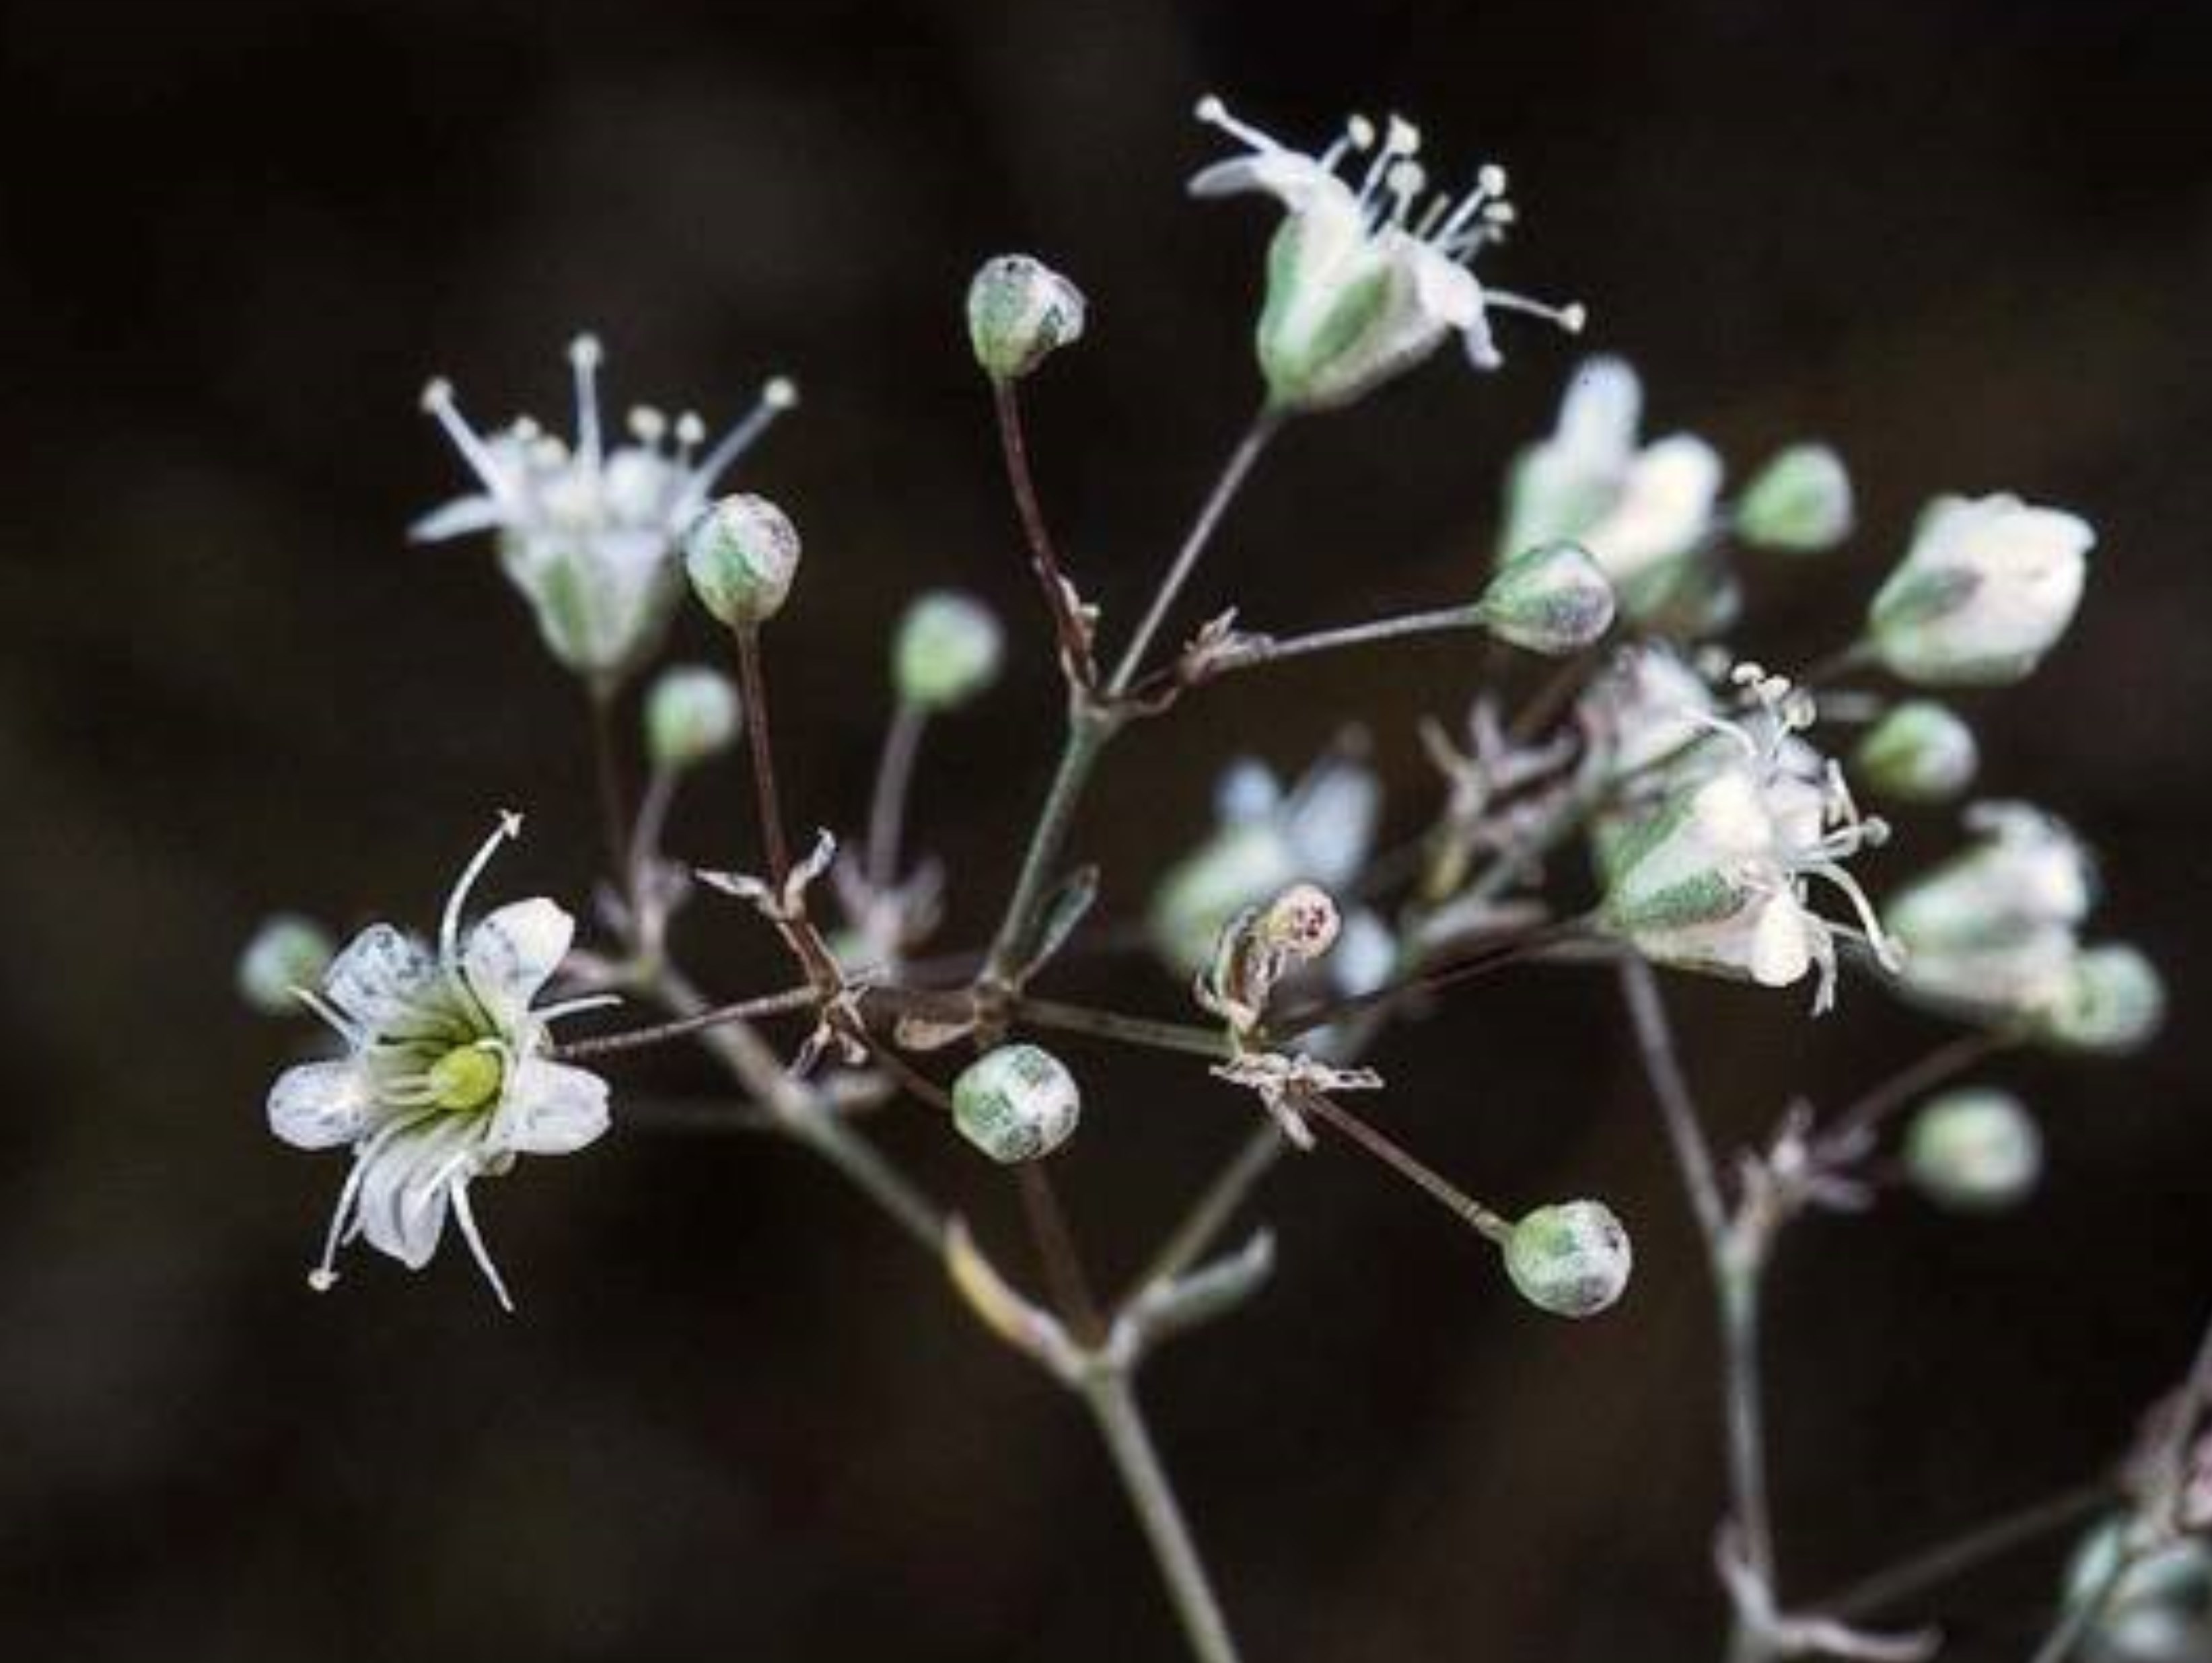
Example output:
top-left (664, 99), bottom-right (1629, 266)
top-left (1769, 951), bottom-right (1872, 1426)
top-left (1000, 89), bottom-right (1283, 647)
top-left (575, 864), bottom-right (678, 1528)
top-left (952, 1044), bottom-right (1081, 1164)
top-left (2034, 944), bottom-right (2166, 1055)
top-left (2065, 1520), bottom-right (2212, 1663)
top-left (1503, 1200), bottom-right (1632, 1318)
top-left (237, 914), bottom-right (335, 1015)
top-left (1869, 494), bottom-right (2092, 686)
top-left (1476, 540), bottom-right (1616, 656)
top-left (683, 493), bottom-right (801, 627)
top-left (894, 590), bottom-right (1005, 711)
top-left (645, 665), bottom-right (741, 771)
top-left (1855, 701), bottom-right (1978, 805)
top-left (1735, 444), bottom-right (1854, 553)
top-left (967, 255), bottom-right (1087, 383)
top-left (1905, 1088), bottom-right (2041, 1211)
top-left (1258, 882), bottom-right (1341, 962)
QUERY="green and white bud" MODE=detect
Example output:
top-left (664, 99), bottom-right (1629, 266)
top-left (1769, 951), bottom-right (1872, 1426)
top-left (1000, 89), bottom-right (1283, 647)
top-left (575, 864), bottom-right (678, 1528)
top-left (645, 664), bottom-right (741, 771)
top-left (952, 1044), bottom-right (1082, 1164)
top-left (1476, 540), bottom-right (1616, 656)
top-left (1856, 700), bottom-right (1978, 804)
top-left (1735, 444), bottom-right (1854, 553)
top-left (894, 590), bottom-right (1005, 711)
top-left (1503, 1200), bottom-right (1632, 1318)
top-left (683, 493), bottom-right (801, 628)
top-left (1869, 494), bottom-right (2092, 686)
top-left (237, 913), bottom-right (336, 1015)
top-left (2065, 1520), bottom-right (2212, 1663)
top-left (2034, 944), bottom-right (2166, 1056)
top-left (1904, 1088), bottom-right (2041, 1211)
top-left (966, 255), bottom-right (1087, 383)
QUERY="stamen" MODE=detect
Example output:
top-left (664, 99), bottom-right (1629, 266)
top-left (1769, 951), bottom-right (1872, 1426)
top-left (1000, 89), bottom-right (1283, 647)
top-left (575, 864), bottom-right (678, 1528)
top-left (1193, 95), bottom-right (1283, 155)
top-left (450, 1181), bottom-right (515, 1313)
top-left (684, 378), bottom-right (801, 507)
top-left (628, 405), bottom-right (668, 446)
top-left (1486, 291), bottom-right (1587, 333)
top-left (1439, 165), bottom-right (1508, 240)
top-left (1385, 159), bottom-right (1427, 225)
top-left (440, 811), bottom-right (524, 969)
top-left (419, 378), bottom-right (515, 500)
top-left (291, 986), bottom-right (361, 1045)
top-left (1808, 861), bottom-right (1901, 970)
top-left (674, 411), bottom-right (705, 466)
top-left (569, 333), bottom-right (604, 468)
top-left (308, 1154), bottom-right (370, 1292)
top-left (533, 992), bottom-right (624, 1024)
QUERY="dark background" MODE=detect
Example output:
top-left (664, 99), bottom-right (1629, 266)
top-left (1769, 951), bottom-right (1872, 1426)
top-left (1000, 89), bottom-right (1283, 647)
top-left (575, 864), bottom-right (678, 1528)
top-left (4, 1), bottom-right (2210, 1658)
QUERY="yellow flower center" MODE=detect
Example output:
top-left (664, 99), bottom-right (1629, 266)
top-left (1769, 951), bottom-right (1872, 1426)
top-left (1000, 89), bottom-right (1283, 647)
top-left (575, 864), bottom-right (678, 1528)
top-left (426, 1044), bottom-right (504, 1112)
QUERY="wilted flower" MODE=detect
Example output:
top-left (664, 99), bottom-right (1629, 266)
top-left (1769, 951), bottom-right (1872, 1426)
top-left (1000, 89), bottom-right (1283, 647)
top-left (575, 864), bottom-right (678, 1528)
top-left (894, 590), bottom-right (1005, 711)
top-left (966, 254), bottom-right (1087, 383)
top-left (1191, 97), bottom-right (1583, 415)
top-left (1869, 493), bottom-right (2092, 685)
top-left (645, 664), bottom-right (741, 772)
top-left (1735, 444), bottom-right (1855, 553)
top-left (1475, 540), bottom-right (1616, 656)
top-left (416, 336), bottom-right (795, 682)
top-left (1855, 700), bottom-right (1979, 805)
top-left (1904, 1088), bottom-right (2042, 1211)
top-left (265, 815), bottom-right (614, 1310)
top-left (238, 913), bottom-right (335, 1015)
top-left (952, 1044), bottom-right (1081, 1163)
top-left (1503, 1200), bottom-right (1632, 1318)
top-left (1601, 667), bottom-right (1895, 1010)
top-left (1500, 357), bottom-right (1728, 629)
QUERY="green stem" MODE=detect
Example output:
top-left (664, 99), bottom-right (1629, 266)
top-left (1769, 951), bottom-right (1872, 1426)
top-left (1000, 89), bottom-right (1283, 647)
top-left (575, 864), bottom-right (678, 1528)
top-left (1125, 1123), bottom-right (1288, 1304)
top-left (1083, 1371), bottom-right (1245, 1663)
top-left (1013, 996), bottom-right (1232, 1061)
top-left (867, 701), bottom-right (929, 889)
top-left (1218, 604), bottom-right (1485, 672)
top-left (980, 714), bottom-right (1112, 989)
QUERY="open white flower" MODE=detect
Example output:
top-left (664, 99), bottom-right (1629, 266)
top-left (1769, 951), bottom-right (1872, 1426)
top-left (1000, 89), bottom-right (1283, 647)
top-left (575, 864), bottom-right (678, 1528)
top-left (1190, 97), bottom-right (1583, 414)
top-left (415, 336), bottom-right (797, 682)
top-left (1602, 667), bottom-right (1895, 1010)
top-left (1868, 494), bottom-right (2092, 685)
top-left (266, 814), bottom-right (615, 1310)
top-left (1501, 357), bottom-right (1726, 627)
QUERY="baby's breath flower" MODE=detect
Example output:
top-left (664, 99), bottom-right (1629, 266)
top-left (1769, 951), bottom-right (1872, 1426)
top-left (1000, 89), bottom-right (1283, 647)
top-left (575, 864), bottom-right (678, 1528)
top-left (264, 815), bottom-right (615, 1310)
top-left (952, 1044), bottom-right (1082, 1164)
top-left (684, 493), bottom-right (801, 627)
top-left (1191, 97), bottom-right (1583, 415)
top-left (415, 336), bottom-right (796, 681)
top-left (1735, 444), bottom-right (1855, 553)
top-left (1501, 357), bottom-right (1729, 630)
top-left (1904, 1088), bottom-right (2042, 1211)
top-left (894, 590), bottom-right (1005, 711)
top-left (1503, 1200), bottom-right (1632, 1318)
top-left (966, 255), bottom-right (1087, 383)
top-left (1869, 493), bottom-right (2092, 685)
top-left (1855, 700), bottom-right (1979, 805)
top-left (1601, 667), bottom-right (1895, 1011)
top-left (238, 913), bottom-right (335, 1016)
top-left (645, 664), bottom-right (741, 772)
top-left (1474, 539), bottom-right (1616, 656)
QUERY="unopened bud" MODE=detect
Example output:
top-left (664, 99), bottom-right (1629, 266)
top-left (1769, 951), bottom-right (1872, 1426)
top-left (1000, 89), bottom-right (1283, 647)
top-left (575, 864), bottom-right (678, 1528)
top-left (1257, 882), bottom-right (1341, 962)
top-left (2035, 944), bottom-right (2166, 1055)
top-left (237, 914), bottom-right (335, 1015)
top-left (1905, 1088), bottom-right (2041, 1211)
top-left (1856, 700), bottom-right (1978, 805)
top-left (894, 590), bottom-right (1005, 711)
top-left (1736, 444), bottom-right (1854, 553)
top-left (967, 254), bottom-right (1087, 382)
top-left (684, 493), bottom-right (801, 627)
top-left (952, 1044), bottom-right (1081, 1164)
top-left (1503, 1200), bottom-right (1632, 1318)
top-left (645, 665), bottom-right (740, 771)
top-left (1476, 540), bottom-right (1617, 656)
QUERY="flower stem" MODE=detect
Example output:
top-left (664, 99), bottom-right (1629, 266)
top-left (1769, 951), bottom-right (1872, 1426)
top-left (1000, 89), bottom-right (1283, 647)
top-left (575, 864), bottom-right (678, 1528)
top-left (980, 713), bottom-right (1113, 990)
top-left (731, 623), bottom-right (792, 886)
top-left (1214, 604), bottom-right (1485, 673)
top-left (1826, 1030), bottom-right (2009, 1146)
top-left (1082, 1371), bottom-right (1246, 1663)
top-left (867, 701), bottom-right (929, 889)
top-left (993, 378), bottom-right (1096, 686)
top-left (587, 678), bottom-right (632, 879)
top-left (550, 985), bottom-right (819, 1060)
top-left (1299, 1092), bottom-right (1513, 1243)
top-left (1012, 996), bottom-right (1232, 1061)
top-left (1124, 1123), bottom-right (1289, 1304)
top-left (1813, 1481), bottom-right (2113, 1622)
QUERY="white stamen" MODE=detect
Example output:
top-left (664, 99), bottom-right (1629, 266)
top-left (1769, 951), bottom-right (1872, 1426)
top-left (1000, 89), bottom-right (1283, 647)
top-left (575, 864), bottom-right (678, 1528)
top-left (569, 333), bottom-right (604, 467)
top-left (441, 812), bottom-right (524, 968)
top-left (1194, 95), bottom-right (1281, 155)
top-left (534, 993), bottom-right (624, 1024)
top-left (683, 380), bottom-right (799, 509)
top-left (420, 379), bottom-right (514, 499)
top-left (1487, 290), bottom-right (1588, 333)
top-left (450, 1181), bottom-right (515, 1313)
top-left (629, 405), bottom-right (667, 444)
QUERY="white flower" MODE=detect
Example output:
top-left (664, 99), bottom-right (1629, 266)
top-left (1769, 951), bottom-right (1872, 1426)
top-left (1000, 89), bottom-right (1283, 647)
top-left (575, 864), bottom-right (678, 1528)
top-left (1190, 97), bottom-right (1583, 414)
top-left (266, 814), bottom-right (616, 1310)
top-left (1501, 357), bottom-right (1726, 626)
top-left (1869, 493), bottom-right (2092, 685)
top-left (1602, 666), bottom-right (1895, 1010)
top-left (415, 336), bottom-right (797, 682)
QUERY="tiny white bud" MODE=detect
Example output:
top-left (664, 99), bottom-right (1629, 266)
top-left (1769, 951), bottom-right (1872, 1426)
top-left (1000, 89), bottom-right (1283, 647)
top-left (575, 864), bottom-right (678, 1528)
top-left (966, 254), bottom-right (1087, 383)
top-left (237, 913), bottom-right (336, 1015)
top-left (683, 493), bottom-right (801, 627)
top-left (951, 1044), bottom-right (1082, 1164)
top-left (1855, 700), bottom-right (1979, 804)
top-left (2034, 944), bottom-right (2166, 1056)
top-left (1869, 494), bottom-right (2092, 686)
top-left (1476, 539), bottom-right (1617, 656)
top-left (1905, 1088), bottom-right (2042, 1211)
top-left (645, 664), bottom-right (742, 771)
top-left (1503, 1200), bottom-right (1632, 1318)
top-left (1736, 443), bottom-right (1854, 553)
top-left (894, 590), bottom-right (1005, 711)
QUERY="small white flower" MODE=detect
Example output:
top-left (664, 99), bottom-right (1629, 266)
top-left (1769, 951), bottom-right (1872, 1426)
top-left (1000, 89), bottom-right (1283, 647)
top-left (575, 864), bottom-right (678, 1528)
top-left (1602, 666), bottom-right (1895, 1010)
top-left (415, 336), bottom-right (797, 681)
top-left (266, 814), bottom-right (616, 1310)
top-left (1869, 493), bottom-right (2092, 685)
top-left (1501, 357), bottom-right (1726, 626)
top-left (1190, 97), bottom-right (1583, 414)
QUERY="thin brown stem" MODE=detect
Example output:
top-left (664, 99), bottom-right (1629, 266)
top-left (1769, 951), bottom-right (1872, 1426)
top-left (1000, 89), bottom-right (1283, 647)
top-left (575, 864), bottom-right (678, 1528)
top-left (1828, 1030), bottom-right (2008, 1146)
top-left (1211, 604), bottom-right (1485, 673)
top-left (1816, 1481), bottom-right (2114, 1622)
top-left (1123, 1123), bottom-right (1289, 1306)
top-left (1012, 996), bottom-right (1232, 1061)
top-left (731, 623), bottom-right (792, 885)
top-left (587, 678), bottom-right (632, 879)
top-left (1269, 917), bottom-right (1589, 1042)
top-left (1018, 1164), bottom-right (1106, 1344)
top-left (550, 985), bottom-right (818, 1061)
top-left (993, 378), bottom-right (1095, 686)
top-left (867, 701), bottom-right (929, 889)
top-left (1618, 959), bottom-right (1729, 1245)
top-left (1300, 1092), bottom-right (1512, 1242)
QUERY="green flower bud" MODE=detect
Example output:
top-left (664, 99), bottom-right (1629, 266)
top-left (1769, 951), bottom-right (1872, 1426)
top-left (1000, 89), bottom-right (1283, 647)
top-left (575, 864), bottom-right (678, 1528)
top-left (1736, 444), bottom-right (1854, 553)
top-left (684, 493), bottom-right (801, 627)
top-left (1904, 1088), bottom-right (2041, 1211)
top-left (1503, 1200), bottom-right (1632, 1318)
top-left (1476, 540), bottom-right (1616, 656)
top-left (1855, 701), bottom-right (1978, 805)
top-left (967, 254), bottom-right (1087, 383)
top-left (236, 913), bottom-right (336, 1015)
top-left (2034, 944), bottom-right (2166, 1055)
top-left (894, 590), bottom-right (1005, 711)
top-left (952, 1044), bottom-right (1081, 1164)
top-left (645, 664), bottom-right (741, 772)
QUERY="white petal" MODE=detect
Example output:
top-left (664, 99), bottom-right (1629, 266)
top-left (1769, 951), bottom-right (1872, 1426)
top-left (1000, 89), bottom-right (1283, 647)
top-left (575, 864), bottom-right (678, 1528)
top-left (462, 898), bottom-right (574, 1025)
top-left (1557, 357), bottom-right (1643, 464)
top-left (495, 1058), bottom-right (611, 1156)
top-left (1748, 897), bottom-right (1814, 988)
top-left (267, 1060), bottom-right (373, 1150)
top-left (1187, 152), bottom-right (1342, 210)
top-left (408, 493), bottom-right (507, 543)
top-left (1585, 434), bottom-right (1722, 579)
top-left (324, 925), bottom-right (440, 1031)
top-left (1215, 759), bottom-right (1282, 825)
top-left (357, 1117), bottom-right (478, 1269)
top-left (1282, 759), bottom-right (1380, 886)
top-left (1405, 243), bottom-right (1483, 330)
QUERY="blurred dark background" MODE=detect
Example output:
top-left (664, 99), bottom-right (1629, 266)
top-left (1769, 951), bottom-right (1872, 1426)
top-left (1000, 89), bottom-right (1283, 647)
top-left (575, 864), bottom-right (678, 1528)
top-left (4, 1), bottom-right (2211, 1658)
